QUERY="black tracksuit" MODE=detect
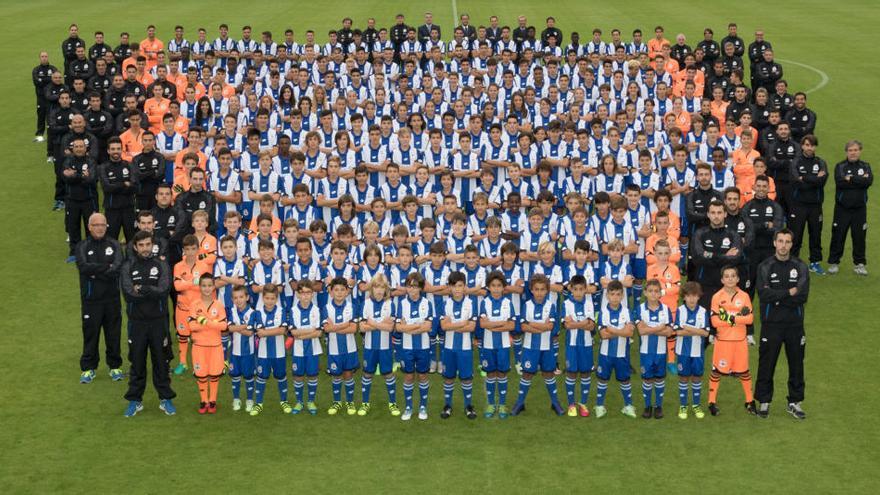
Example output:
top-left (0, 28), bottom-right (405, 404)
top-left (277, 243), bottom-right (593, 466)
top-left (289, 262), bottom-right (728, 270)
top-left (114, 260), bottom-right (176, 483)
top-left (755, 255), bottom-right (809, 404)
top-left (132, 151), bottom-right (165, 211)
top-left (99, 158), bottom-right (138, 242)
top-left (75, 235), bottom-right (123, 372)
top-left (685, 186), bottom-right (722, 277)
top-left (32, 63), bottom-right (57, 136)
top-left (743, 196), bottom-right (784, 296)
top-left (766, 138), bottom-right (800, 214)
top-left (48, 105), bottom-right (80, 200)
top-left (691, 224), bottom-right (744, 310)
top-left (121, 253), bottom-right (175, 402)
top-left (62, 155), bottom-right (99, 254)
top-left (829, 159), bottom-right (873, 265)
top-left (789, 153), bottom-right (828, 262)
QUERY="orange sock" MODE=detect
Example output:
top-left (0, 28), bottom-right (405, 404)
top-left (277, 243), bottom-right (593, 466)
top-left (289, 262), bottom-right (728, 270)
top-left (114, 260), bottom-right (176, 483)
top-left (197, 377), bottom-right (209, 403)
top-left (209, 377), bottom-right (220, 402)
top-left (708, 372), bottom-right (720, 403)
top-left (667, 338), bottom-right (676, 363)
top-left (178, 338), bottom-right (189, 367)
top-left (739, 372), bottom-right (754, 403)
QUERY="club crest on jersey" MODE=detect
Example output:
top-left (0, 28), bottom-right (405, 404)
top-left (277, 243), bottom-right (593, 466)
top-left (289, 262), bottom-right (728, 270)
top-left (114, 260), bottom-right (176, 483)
top-left (199, 201), bottom-right (206, 209)
top-left (106, 246), bottom-right (115, 255)
top-left (766, 206), bottom-right (773, 215)
top-left (150, 266), bottom-right (159, 276)
top-left (721, 237), bottom-right (730, 248)
top-left (790, 269), bottom-right (798, 279)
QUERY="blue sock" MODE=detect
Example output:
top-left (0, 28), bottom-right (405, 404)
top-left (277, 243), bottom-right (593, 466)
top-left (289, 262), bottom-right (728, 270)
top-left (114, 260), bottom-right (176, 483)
top-left (294, 380), bottom-right (304, 403)
top-left (679, 380), bottom-right (689, 407)
top-left (655, 379), bottom-right (665, 408)
top-left (545, 377), bottom-right (560, 406)
top-left (385, 376), bottom-right (397, 403)
top-left (307, 378), bottom-right (318, 402)
top-left (596, 381), bottom-right (608, 406)
top-left (403, 382), bottom-right (414, 409)
top-left (497, 376), bottom-right (508, 405)
top-left (443, 382), bottom-right (455, 407)
top-left (621, 382), bottom-right (633, 406)
top-left (255, 377), bottom-right (266, 404)
top-left (642, 381), bottom-right (653, 406)
top-left (516, 377), bottom-right (532, 405)
top-left (692, 381), bottom-right (702, 405)
top-left (361, 376), bottom-right (372, 403)
top-left (231, 376), bottom-right (241, 399)
top-left (277, 378), bottom-right (288, 402)
top-left (419, 381), bottom-right (429, 408)
top-left (331, 378), bottom-right (342, 402)
top-left (565, 377), bottom-right (577, 406)
top-left (580, 376), bottom-right (591, 405)
top-left (245, 378), bottom-right (254, 400)
top-left (513, 338), bottom-right (523, 365)
top-left (633, 283), bottom-right (643, 306)
top-left (345, 378), bottom-right (356, 402)
top-left (462, 381), bottom-right (473, 408)
top-left (485, 377), bottom-right (497, 405)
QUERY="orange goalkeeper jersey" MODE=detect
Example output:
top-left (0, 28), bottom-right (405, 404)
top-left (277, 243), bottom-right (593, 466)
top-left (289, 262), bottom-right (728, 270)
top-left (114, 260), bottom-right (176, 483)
top-left (710, 288), bottom-right (753, 341)
top-left (188, 297), bottom-right (227, 347)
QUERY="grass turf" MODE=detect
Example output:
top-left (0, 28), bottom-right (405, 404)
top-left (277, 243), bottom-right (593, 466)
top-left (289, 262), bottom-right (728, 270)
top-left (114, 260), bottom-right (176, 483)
top-left (1, 0), bottom-right (878, 492)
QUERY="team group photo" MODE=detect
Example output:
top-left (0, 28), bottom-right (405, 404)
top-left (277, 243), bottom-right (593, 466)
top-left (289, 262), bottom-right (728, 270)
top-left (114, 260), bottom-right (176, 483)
top-left (4, 1), bottom-right (877, 493)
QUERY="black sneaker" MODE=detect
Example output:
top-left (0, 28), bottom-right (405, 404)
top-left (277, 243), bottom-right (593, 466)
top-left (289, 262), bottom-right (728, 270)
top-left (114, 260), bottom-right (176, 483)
top-left (642, 406), bottom-right (654, 419)
top-left (511, 402), bottom-right (525, 416)
top-left (465, 405), bottom-right (477, 419)
top-left (708, 402), bottom-right (719, 416)
top-left (550, 402), bottom-right (565, 416)
top-left (757, 402), bottom-right (770, 419)
top-left (787, 402), bottom-right (806, 420)
top-left (745, 401), bottom-right (757, 415)
top-left (653, 406), bottom-right (664, 419)
top-left (440, 405), bottom-right (453, 419)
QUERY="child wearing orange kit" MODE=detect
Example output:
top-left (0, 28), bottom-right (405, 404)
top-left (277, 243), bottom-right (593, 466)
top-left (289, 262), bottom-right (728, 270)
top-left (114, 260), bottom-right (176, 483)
top-left (188, 273), bottom-right (228, 414)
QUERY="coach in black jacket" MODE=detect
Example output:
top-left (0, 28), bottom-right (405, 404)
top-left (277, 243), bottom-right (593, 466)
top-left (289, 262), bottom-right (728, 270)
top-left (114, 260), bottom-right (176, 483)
top-left (755, 228), bottom-right (809, 419)
top-left (692, 200), bottom-right (744, 309)
top-left (75, 213), bottom-right (123, 383)
top-left (789, 135), bottom-right (827, 267)
top-left (828, 140), bottom-right (873, 275)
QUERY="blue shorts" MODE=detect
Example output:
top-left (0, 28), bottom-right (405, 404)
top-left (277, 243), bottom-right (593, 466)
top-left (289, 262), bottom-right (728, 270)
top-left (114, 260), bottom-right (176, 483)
top-left (521, 348), bottom-right (556, 374)
top-left (596, 354), bottom-right (631, 381)
top-left (328, 351), bottom-right (359, 375)
top-left (639, 353), bottom-right (667, 379)
top-left (363, 348), bottom-right (393, 375)
top-left (632, 258), bottom-right (647, 279)
top-left (291, 354), bottom-right (320, 377)
top-left (565, 345), bottom-right (594, 373)
top-left (480, 347), bottom-right (511, 373)
top-left (229, 354), bottom-right (255, 378)
top-left (256, 357), bottom-right (287, 380)
top-left (677, 355), bottom-right (705, 377)
top-left (400, 348), bottom-right (431, 374)
top-left (441, 348), bottom-right (474, 380)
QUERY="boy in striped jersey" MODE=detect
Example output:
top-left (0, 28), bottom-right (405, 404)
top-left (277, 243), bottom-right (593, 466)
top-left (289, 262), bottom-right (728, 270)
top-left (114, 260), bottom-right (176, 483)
top-left (440, 272), bottom-right (478, 420)
top-left (479, 271), bottom-right (516, 419)
top-left (396, 272), bottom-right (434, 421)
top-left (359, 274), bottom-right (400, 417)
top-left (635, 279), bottom-right (675, 419)
top-left (288, 281), bottom-right (323, 415)
top-left (595, 281), bottom-right (637, 419)
top-left (227, 286), bottom-right (256, 412)
top-left (562, 275), bottom-right (596, 418)
top-left (511, 275), bottom-right (564, 416)
top-left (250, 284), bottom-right (292, 416)
top-left (674, 282), bottom-right (710, 419)
top-left (324, 278), bottom-right (358, 416)
top-left (214, 236), bottom-right (246, 365)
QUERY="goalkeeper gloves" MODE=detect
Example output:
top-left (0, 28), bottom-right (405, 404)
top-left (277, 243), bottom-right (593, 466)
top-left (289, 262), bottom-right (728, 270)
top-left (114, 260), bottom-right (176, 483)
top-left (197, 316), bottom-right (208, 325)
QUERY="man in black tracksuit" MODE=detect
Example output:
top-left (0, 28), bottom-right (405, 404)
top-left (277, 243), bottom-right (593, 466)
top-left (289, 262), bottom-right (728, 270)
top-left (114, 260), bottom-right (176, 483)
top-left (828, 140), bottom-right (873, 275)
top-left (789, 135), bottom-right (828, 269)
top-left (99, 137), bottom-right (138, 243)
top-left (765, 122), bottom-right (800, 214)
top-left (755, 228), bottom-right (809, 419)
top-left (686, 164), bottom-right (723, 278)
top-left (691, 200), bottom-right (744, 311)
top-left (62, 139), bottom-right (99, 259)
top-left (743, 175), bottom-right (785, 296)
top-left (32, 51), bottom-right (57, 140)
top-left (48, 91), bottom-right (80, 208)
top-left (121, 231), bottom-right (176, 415)
top-left (723, 187), bottom-right (755, 290)
top-left (75, 213), bottom-right (123, 382)
top-left (132, 132), bottom-right (165, 211)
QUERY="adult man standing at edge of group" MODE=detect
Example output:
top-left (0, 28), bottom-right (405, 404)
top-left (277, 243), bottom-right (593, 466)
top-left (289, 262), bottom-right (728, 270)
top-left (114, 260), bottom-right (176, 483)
top-left (32, 51), bottom-right (57, 143)
top-left (755, 229), bottom-right (809, 419)
top-left (75, 213), bottom-right (123, 384)
top-left (828, 140), bottom-right (873, 276)
top-left (121, 230), bottom-right (177, 418)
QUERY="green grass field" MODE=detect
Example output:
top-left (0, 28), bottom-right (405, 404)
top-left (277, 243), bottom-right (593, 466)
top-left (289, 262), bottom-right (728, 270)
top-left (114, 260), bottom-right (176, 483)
top-left (2, 1), bottom-right (879, 492)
